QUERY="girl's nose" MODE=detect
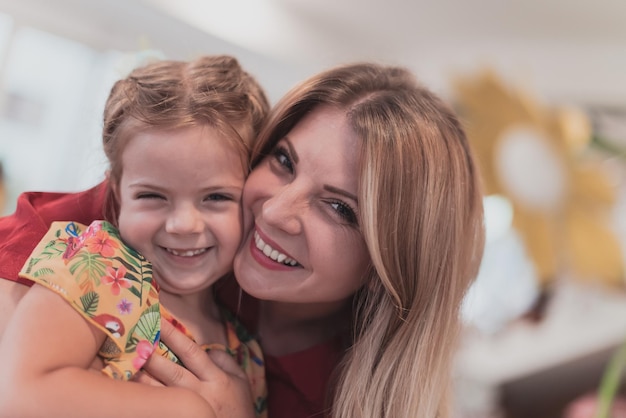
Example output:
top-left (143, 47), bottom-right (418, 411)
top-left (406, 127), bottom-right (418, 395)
top-left (165, 204), bottom-right (203, 234)
top-left (261, 185), bottom-right (304, 235)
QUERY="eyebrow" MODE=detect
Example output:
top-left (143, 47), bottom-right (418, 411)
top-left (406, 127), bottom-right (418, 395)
top-left (128, 182), bottom-right (241, 192)
top-left (282, 137), bottom-right (356, 202)
top-left (324, 185), bottom-right (358, 203)
top-left (283, 137), bottom-right (299, 164)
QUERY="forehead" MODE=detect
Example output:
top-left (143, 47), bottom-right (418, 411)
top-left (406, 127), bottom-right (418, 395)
top-left (285, 105), bottom-right (361, 192)
top-left (289, 106), bottom-right (360, 159)
top-left (121, 125), bottom-right (246, 180)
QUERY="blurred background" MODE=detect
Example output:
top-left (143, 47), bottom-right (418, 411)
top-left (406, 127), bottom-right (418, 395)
top-left (0, 0), bottom-right (624, 416)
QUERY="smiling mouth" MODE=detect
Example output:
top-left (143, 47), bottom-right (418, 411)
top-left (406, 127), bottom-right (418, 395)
top-left (165, 248), bottom-right (209, 257)
top-left (254, 231), bottom-right (299, 266)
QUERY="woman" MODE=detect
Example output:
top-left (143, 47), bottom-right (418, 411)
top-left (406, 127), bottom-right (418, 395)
top-left (0, 62), bottom-right (485, 417)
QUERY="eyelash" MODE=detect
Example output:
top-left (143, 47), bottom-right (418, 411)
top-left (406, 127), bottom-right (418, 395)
top-left (329, 200), bottom-right (358, 225)
top-left (136, 193), bottom-right (233, 202)
top-left (136, 193), bottom-right (164, 200)
top-left (205, 193), bottom-right (232, 202)
top-left (272, 145), bottom-right (294, 173)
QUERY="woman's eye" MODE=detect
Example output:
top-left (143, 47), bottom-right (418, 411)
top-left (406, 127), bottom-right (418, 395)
top-left (330, 201), bottom-right (358, 225)
top-left (272, 146), bottom-right (294, 173)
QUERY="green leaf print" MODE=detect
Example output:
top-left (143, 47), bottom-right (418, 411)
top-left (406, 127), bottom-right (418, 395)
top-left (32, 267), bottom-right (55, 278)
top-left (125, 335), bottom-right (139, 352)
top-left (128, 286), bottom-right (142, 300)
top-left (109, 256), bottom-right (141, 281)
top-left (80, 291), bottom-right (100, 316)
top-left (118, 247), bottom-right (142, 270)
top-left (69, 252), bottom-right (108, 285)
top-left (24, 240), bottom-right (67, 273)
top-left (40, 239), bottom-right (67, 258)
top-left (23, 257), bottom-right (38, 274)
top-left (133, 303), bottom-right (160, 343)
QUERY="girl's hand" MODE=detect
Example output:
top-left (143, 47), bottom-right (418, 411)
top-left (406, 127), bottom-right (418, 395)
top-left (136, 320), bottom-right (255, 418)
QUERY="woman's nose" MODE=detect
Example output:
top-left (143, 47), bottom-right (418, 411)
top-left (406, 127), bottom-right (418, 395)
top-left (165, 204), bottom-right (203, 234)
top-left (261, 185), bottom-right (304, 235)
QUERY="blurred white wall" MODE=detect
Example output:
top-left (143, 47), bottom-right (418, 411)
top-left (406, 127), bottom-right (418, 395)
top-left (0, 1), bottom-right (310, 215)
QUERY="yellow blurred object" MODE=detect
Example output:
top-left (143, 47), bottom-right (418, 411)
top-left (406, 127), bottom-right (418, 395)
top-left (454, 71), bottom-right (624, 288)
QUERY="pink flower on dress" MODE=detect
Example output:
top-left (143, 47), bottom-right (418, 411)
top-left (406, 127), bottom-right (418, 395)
top-left (101, 265), bottom-right (132, 296)
top-left (132, 339), bottom-right (156, 370)
top-left (85, 230), bottom-right (119, 257)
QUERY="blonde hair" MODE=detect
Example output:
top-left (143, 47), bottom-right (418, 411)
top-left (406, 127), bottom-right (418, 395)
top-left (251, 63), bottom-right (485, 417)
top-left (102, 55), bottom-right (269, 222)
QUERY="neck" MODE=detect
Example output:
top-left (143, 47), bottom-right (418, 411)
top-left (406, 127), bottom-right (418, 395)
top-left (159, 288), bottom-right (225, 346)
top-left (258, 298), bottom-right (353, 356)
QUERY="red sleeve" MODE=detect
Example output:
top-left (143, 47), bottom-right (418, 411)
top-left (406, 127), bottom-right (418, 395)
top-left (0, 181), bottom-right (108, 285)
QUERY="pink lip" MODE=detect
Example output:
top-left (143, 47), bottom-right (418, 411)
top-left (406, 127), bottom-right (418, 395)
top-left (249, 227), bottom-right (299, 271)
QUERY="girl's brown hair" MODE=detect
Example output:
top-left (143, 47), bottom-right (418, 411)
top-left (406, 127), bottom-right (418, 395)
top-left (102, 55), bottom-right (269, 222)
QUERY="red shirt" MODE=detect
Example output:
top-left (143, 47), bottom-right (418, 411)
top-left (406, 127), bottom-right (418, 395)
top-left (0, 182), bottom-right (342, 418)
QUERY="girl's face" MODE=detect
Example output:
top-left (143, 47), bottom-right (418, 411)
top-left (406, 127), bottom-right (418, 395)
top-left (234, 106), bottom-right (371, 304)
top-left (116, 125), bottom-right (245, 296)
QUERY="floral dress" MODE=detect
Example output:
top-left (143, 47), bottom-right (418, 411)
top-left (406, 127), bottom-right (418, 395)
top-left (19, 220), bottom-right (267, 417)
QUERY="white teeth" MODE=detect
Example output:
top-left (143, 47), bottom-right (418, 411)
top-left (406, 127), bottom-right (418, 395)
top-left (254, 232), bottom-right (298, 266)
top-left (166, 248), bottom-right (208, 257)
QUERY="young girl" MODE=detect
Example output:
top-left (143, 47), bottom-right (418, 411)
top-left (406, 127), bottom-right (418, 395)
top-left (0, 55), bottom-right (269, 417)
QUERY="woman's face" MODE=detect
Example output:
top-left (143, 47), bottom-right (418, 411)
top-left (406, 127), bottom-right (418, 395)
top-left (233, 106), bottom-right (371, 304)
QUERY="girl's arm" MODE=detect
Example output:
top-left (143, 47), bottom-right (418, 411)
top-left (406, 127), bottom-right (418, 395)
top-left (0, 284), bottom-right (216, 418)
top-left (0, 278), bottom-right (29, 338)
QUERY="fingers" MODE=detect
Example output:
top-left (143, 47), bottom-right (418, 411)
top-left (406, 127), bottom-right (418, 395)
top-left (145, 319), bottom-right (248, 391)
top-left (132, 370), bottom-right (164, 387)
top-left (207, 350), bottom-right (247, 380)
top-left (159, 320), bottom-right (222, 381)
top-left (142, 352), bottom-right (195, 389)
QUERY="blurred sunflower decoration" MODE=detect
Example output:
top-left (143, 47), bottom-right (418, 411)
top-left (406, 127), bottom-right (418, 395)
top-left (454, 71), bottom-right (624, 293)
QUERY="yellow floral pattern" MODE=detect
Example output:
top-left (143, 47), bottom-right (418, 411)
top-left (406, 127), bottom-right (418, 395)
top-left (19, 220), bottom-right (267, 416)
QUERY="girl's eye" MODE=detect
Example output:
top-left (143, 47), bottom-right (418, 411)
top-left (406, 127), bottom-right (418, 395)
top-left (137, 193), bottom-right (165, 200)
top-left (272, 145), bottom-right (294, 173)
top-left (330, 201), bottom-right (358, 225)
top-left (205, 193), bottom-right (232, 202)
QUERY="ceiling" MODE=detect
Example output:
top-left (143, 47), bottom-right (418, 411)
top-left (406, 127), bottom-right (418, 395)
top-left (1, 0), bottom-right (625, 105)
top-left (140, 0), bottom-right (626, 106)
top-left (143, 0), bottom-right (626, 64)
